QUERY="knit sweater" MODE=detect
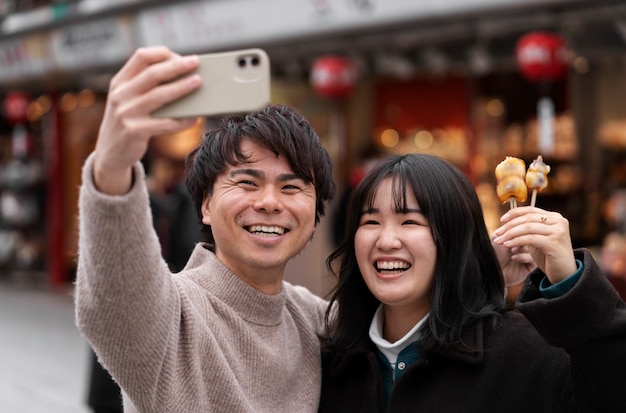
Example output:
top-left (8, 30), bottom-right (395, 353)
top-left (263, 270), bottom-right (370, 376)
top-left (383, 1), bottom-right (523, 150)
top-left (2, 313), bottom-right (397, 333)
top-left (75, 154), bottom-right (327, 413)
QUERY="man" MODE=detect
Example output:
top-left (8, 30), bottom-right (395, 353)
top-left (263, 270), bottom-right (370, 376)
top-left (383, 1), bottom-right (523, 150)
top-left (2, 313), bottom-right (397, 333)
top-left (75, 46), bottom-right (335, 412)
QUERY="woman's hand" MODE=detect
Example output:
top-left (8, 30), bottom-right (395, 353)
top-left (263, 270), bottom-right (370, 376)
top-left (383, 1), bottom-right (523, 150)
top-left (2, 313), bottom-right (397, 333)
top-left (492, 206), bottom-right (577, 284)
top-left (492, 240), bottom-right (535, 287)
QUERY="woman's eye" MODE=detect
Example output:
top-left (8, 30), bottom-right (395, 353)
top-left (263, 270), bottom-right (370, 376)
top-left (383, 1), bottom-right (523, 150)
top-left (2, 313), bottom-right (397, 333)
top-left (403, 217), bottom-right (428, 226)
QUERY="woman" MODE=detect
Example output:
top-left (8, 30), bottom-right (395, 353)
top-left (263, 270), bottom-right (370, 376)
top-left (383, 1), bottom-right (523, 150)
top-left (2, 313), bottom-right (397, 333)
top-left (319, 153), bottom-right (626, 412)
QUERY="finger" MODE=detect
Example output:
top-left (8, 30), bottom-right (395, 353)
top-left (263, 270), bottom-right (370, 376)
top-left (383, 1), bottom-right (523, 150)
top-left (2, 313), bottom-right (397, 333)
top-left (126, 54), bottom-right (199, 97)
top-left (110, 46), bottom-right (176, 87)
top-left (494, 209), bottom-right (561, 240)
top-left (108, 58), bottom-right (201, 120)
top-left (499, 205), bottom-right (537, 221)
top-left (119, 116), bottom-right (199, 140)
top-left (493, 220), bottom-right (555, 246)
top-left (109, 54), bottom-right (200, 108)
top-left (134, 72), bottom-right (202, 115)
top-left (510, 250), bottom-right (535, 265)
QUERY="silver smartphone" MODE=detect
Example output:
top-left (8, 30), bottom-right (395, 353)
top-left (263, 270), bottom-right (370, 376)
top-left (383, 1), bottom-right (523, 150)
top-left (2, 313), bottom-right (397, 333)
top-left (152, 48), bottom-right (271, 118)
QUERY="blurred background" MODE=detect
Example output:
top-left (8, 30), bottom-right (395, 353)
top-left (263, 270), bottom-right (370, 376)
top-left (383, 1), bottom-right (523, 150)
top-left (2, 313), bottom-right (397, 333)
top-left (1, 0), bottom-right (626, 411)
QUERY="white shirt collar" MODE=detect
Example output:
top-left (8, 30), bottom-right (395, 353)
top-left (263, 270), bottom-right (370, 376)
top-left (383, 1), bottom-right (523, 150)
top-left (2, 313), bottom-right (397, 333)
top-left (369, 304), bottom-right (428, 365)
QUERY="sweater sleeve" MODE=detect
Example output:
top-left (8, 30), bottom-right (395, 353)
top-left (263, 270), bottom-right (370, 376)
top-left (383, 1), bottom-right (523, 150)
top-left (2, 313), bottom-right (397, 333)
top-left (74, 153), bottom-right (181, 407)
top-left (538, 259), bottom-right (583, 298)
top-left (517, 248), bottom-right (626, 412)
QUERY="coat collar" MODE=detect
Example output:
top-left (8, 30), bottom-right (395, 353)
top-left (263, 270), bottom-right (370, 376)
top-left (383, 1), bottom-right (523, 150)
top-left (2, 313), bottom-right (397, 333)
top-left (328, 322), bottom-right (488, 376)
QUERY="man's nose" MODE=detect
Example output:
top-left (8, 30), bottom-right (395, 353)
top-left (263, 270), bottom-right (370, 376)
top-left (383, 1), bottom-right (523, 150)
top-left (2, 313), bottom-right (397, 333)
top-left (253, 186), bottom-right (284, 212)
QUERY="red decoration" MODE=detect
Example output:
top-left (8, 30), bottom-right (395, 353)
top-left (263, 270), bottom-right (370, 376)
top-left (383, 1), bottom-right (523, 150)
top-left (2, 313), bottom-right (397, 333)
top-left (310, 55), bottom-right (357, 99)
top-left (3, 91), bottom-right (31, 124)
top-left (515, 32), bottom-right (568, 83)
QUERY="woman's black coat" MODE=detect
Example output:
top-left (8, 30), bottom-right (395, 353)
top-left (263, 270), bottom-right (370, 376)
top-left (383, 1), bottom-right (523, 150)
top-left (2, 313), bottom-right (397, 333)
top-left (319, 249), bottom-right (626, 412)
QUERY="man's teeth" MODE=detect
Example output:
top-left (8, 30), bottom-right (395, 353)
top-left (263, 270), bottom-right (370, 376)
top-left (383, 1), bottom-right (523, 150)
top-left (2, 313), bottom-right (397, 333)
top-left (248, 225), bottom-right (285, 237)
top-left (376, 261), bottom-right (410, 271)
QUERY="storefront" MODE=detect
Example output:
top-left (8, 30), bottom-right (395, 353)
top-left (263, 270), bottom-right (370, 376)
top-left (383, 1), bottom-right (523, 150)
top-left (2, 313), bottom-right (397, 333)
top-left (1, 0), bottom-right (625, 297)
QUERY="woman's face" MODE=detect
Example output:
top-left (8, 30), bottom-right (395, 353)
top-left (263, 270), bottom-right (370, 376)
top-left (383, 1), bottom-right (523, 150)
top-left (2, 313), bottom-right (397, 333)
top-left (355, 177), bottom-right (436, 320)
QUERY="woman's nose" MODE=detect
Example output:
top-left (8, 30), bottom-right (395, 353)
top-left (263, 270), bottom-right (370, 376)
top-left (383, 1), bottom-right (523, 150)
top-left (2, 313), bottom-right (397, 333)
top-left (375, 225), bottom-right (402, 250)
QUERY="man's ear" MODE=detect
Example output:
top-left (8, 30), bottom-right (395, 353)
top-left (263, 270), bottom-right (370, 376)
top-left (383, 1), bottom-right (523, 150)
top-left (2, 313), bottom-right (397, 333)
top-left (201, 196), bottom-right (211, 225)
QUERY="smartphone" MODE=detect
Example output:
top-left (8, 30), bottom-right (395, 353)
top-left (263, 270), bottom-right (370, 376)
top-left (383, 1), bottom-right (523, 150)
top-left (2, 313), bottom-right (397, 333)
top-left (152, 48), bottom-right (271, 118)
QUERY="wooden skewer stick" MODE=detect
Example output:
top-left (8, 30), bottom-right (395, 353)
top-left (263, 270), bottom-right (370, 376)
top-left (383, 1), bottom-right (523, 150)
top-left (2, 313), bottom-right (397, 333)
top-left (530, 189), bottom-right (538, 207)
top-left (509, 198), bottom-right (517, 209)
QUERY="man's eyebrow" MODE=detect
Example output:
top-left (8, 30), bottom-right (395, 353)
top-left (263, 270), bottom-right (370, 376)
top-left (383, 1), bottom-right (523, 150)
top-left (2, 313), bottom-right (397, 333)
top-left (230, 168), bottom-right (262, 178)
top-left (230, 168), bottom-right (303, 182)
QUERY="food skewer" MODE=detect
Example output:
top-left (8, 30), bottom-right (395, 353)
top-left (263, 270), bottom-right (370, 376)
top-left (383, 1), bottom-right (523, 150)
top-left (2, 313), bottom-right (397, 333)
top-left (495, 156), bottom-right (527, 210)
top-left (525, 155), bottom-right (551, 207)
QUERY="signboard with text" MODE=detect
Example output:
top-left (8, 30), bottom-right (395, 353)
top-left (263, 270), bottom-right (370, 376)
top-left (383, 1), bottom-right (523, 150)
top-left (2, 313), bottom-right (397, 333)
top-left (51, 15), bottom-right (135, 70)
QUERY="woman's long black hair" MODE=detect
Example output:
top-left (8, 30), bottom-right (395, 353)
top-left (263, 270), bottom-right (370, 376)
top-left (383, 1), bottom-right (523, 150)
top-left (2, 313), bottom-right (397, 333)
top-left (323, 153), bottom-right (505, 352)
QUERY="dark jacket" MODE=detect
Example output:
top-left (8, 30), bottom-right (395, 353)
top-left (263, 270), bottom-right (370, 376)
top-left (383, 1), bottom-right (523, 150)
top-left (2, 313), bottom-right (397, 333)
top-left (319, 249), bottom-right (626, 412)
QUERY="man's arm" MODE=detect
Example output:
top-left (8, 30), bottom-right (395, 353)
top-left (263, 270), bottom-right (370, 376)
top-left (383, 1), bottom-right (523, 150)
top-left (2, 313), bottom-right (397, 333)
top-left (75, 46), bottom-right (202, 409)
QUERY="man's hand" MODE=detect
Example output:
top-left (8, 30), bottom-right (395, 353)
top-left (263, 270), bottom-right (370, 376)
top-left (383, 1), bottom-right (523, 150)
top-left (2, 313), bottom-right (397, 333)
top-left (93, 46), bottom-right (201, 195)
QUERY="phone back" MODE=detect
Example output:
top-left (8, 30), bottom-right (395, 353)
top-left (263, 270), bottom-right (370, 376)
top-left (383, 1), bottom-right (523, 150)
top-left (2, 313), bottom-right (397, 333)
top-left (153, 48), bottom-right (271, 118)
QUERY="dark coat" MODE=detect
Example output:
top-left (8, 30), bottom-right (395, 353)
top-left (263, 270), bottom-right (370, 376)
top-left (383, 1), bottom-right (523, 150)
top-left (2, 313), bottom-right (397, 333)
top-left (319, 249), bottom-right (626, 413)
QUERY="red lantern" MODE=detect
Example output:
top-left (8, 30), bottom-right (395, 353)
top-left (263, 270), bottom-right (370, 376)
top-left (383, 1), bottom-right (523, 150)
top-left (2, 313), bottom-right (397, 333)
top-left (515, 32), bottom-right (568, 83)
top-left (3, 91), bottom-right (31, 124)
top-left (310, 55), bottom-right (357, 99)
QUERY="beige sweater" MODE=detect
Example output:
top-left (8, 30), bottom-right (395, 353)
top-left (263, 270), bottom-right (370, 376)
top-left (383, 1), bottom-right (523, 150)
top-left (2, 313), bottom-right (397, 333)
top-left (75, 154), bottom-right (327, 412)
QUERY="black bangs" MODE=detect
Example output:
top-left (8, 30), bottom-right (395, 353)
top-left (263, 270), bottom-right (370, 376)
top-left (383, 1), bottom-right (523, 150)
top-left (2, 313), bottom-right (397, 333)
top-left (360, 159), bottom-right (413, 214)
top-left (391, 172), bottom-right (411, 212)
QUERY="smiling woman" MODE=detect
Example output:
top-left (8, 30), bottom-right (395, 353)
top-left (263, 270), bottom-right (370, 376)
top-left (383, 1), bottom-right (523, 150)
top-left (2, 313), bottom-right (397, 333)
top-left (319, 152), bottom-right (626, 413)
top-left (355, 177), bottom-right (436, 340)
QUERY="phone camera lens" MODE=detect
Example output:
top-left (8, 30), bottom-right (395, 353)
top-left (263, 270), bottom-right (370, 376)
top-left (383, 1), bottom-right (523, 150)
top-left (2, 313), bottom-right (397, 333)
top-left (238, 58), bottom-right (247, 67)
top-left (250, 56), bottom-right (260, 66)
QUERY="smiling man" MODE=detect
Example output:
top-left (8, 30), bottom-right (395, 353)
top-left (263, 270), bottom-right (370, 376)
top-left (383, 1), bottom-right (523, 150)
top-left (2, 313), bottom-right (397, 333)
top-left (75, 46), bottom-right (335, 413)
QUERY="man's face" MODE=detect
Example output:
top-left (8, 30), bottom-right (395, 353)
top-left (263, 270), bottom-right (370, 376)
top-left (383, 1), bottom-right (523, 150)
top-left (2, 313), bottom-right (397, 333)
top-left (201, 139), bottom-right (317, 292)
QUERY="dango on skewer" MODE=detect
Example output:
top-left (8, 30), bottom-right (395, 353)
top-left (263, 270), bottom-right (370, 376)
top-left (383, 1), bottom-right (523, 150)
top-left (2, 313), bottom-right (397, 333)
top-left (495, 156), bottom-right (527, 209)
top-left (525, 155), bottom-right (551, 207)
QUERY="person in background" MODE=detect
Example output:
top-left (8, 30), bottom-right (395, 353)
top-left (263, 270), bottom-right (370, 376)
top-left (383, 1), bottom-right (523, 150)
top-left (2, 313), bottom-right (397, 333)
top-left (75, 46), bottom-right (335, 412)
top-left (319, 153), bottom-right (626, 412)
top-left (145, 151), bottom-right (203, 272)
top-left (330, 142), bottom-right (386, 248)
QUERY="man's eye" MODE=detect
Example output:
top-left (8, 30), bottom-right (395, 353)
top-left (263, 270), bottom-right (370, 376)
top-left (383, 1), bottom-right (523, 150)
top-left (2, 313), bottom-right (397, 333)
top-left (238, 180), bottom-right (257, 186)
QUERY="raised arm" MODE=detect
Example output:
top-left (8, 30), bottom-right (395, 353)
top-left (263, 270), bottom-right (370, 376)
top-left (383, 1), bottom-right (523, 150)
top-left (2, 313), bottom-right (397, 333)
top-left (75, 46), bottom-right (203, 409)
top-left (494, 206), bottom-right (626, 411)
